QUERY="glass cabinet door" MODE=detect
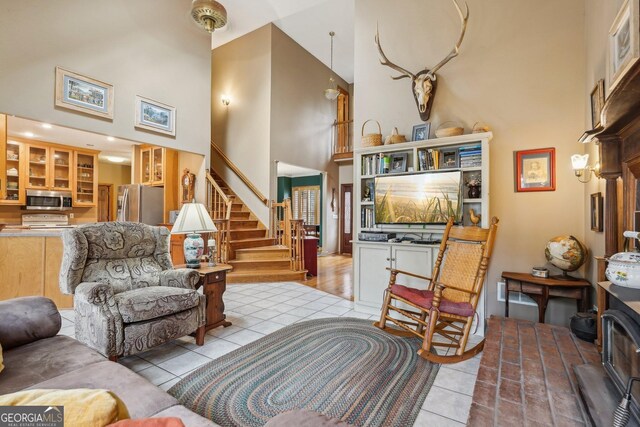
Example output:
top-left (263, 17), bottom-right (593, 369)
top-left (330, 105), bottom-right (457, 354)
top-left (2, 140), bottom-right (24, 204)
top-left (152, 147), bottom-right (164, 185)
top-left (27, 145), bottom-right (49, 189)
top-left (141, 148), bottom-right (151, 184)
top-left (74, 152), bottom-right (97, 206)
top-left (51, 148), bottom-right (72, 191)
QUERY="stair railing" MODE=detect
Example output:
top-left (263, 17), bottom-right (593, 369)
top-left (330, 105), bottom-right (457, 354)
top-left (211, 141), bottom-right (269, 206)
top-left (206, 170), bottom-right (232, 264)
top-left (269, 199), bottom-right (305, 272)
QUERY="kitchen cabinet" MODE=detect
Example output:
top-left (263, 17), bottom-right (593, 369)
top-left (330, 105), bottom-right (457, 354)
top-left (140, 146), bottom-right (175, 187)
top-left (26, 144), bottom-right (74, 191)
top-left (73, 150), bottom-right (99, 207)
top-left (26, 144), bottom-right (49, 190)
top-left (0, 114), bottom-right (26, 205)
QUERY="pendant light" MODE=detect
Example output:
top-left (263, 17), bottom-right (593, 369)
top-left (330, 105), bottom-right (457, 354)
top-left (191, 0), bottom-right (227, 34)
top-left (324, 31), bottom-right (339, 100)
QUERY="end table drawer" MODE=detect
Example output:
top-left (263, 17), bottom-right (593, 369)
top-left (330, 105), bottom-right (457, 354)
top-left (206, 271), bottom-right (226, 283)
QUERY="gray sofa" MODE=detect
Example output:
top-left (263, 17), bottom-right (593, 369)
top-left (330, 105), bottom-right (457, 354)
top-left (0, 296), bottom-right (214, 426)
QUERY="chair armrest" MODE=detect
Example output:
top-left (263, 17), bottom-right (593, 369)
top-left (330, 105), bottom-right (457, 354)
top-left (386, 268), bottom-right (432, 282)
top-left (159, 269), bottom-right (200, 290)
top-left (0, 297), bottom-right (61, 350)
top-left (433, 282), bottom-right (478, 295)
top-left (75, 282), bottom-right (115, 306)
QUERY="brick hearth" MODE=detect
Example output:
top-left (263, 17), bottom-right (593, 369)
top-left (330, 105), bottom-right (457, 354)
top-left (467, 316), bottom-right (600, 426)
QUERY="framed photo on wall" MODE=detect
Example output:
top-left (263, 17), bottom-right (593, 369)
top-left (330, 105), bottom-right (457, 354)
top-left (55, 67), bottom-right (114, 119)
top-left (135, 96), bottom-right (176, 136)
top-left (591, 192), bottom-right (603, 232)
top-left (608, 0), bottom-right (640, 92)
top-left (514, 148), bottom-right (556, 192)
top-left (590, 79), bottom-right (605, 129)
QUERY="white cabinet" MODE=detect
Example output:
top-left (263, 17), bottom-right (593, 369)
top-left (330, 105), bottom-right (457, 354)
top-left (354, 242), bottom-right (436, 314)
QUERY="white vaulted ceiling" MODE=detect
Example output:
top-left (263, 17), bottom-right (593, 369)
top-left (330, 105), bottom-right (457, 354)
top-left (211, 0), bottom-right (355, 83)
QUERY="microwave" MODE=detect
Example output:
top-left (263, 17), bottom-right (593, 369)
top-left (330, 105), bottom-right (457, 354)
top-left (25, 190), bottom-right (73, 211)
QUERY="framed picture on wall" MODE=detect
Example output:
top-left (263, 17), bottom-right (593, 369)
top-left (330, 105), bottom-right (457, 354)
top-left (514, 148), bottom-right (556, 192)
top-left (590, 79), bottom-right (605, 129)
top-left (591, 192), bottom-right (603, 232)
top-left (608, 0), bottom-right (640, 92)
top-left (135, 95), bottom-right (176, 136)
top-left (55, 67), bottom-right (114, 119)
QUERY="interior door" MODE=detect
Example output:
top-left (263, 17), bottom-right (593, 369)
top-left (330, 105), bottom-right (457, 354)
top-left (98, 184), bottom-right (112, 222)
top-left (340, 183), bottom-right (353, 254)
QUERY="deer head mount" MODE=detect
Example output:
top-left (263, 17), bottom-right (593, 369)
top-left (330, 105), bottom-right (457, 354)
top-left (375, 0), bottom-right (469, 121)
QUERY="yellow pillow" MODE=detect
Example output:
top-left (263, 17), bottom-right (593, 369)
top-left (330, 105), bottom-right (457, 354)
top-left (0, 389), bottom-right (129, 427)
top-left (0, 342), bottom-right (3, 373)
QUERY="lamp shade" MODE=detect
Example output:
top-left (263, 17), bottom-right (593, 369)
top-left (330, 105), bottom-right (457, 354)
top-left (171, 202), bottom-right (217, 234)
top-left (571, 154), bottom-right (589, 170)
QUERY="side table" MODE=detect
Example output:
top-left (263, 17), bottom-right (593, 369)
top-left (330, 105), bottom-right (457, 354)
top-left (177, 263), bottom-right (233, 332)
top-left (501, 271), bottom-right (591, 323)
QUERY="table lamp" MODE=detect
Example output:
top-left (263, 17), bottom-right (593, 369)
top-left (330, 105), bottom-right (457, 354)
top-left (171, 202), bottom-right (217, 268)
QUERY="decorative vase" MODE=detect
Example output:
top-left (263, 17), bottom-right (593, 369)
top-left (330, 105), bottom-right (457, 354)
top-left (184, 233), bottom-right (204, 268)
top-left (468, 185), bottom-right (481, 199)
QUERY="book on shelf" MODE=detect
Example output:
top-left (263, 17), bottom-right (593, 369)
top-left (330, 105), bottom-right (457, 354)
top-left (361, 206), bottom-right (375, 229)
top-left (418, 148), bottom-right (441, 171)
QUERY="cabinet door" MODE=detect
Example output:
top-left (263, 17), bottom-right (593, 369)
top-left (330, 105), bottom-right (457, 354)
top-left (392, 246), bottom-right (433, 288)
top-left (74, 151), bottom-right (98, 206)
top-left (355, 244), bottom-right (391, 308)
top-left (1, 140), bottom-right (25, 205)
top-left (50, 148), bottom-right (72, 191)
top-left (151, 147), bottom-right (164, 186)
top-left (26, 144), bottom-right (49, 189)
top-left (140, 148), bottom-right (152, 185)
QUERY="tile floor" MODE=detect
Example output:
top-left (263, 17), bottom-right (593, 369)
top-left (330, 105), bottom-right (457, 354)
top-left (59, 281), bottom-right (480, 426)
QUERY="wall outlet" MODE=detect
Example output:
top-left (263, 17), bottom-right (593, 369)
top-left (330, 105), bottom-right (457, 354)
top-left (68, 213), bottom-right (74, 219)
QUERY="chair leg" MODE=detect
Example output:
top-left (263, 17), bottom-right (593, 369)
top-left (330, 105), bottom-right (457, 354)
top-left (457, 316), bottom-right (474, 356)
top-left (374, 289), bottom-right (393, 330)
top-left (195, 325), bottom-right (205, 346)
top-left (417, 308), bottom-right (439, 360)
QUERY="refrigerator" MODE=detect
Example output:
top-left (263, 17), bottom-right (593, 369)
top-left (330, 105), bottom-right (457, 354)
top-left (117, 184), bottom-right (164, 225)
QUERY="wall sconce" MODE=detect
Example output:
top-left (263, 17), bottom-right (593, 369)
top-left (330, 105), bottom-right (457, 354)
top-left (571, 153), bottom-right (601, 183)
top-left (221, 95), bottom-right (230, 106)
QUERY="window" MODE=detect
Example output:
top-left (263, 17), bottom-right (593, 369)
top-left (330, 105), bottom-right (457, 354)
top-left (292, 185), bottom-right (320, 225)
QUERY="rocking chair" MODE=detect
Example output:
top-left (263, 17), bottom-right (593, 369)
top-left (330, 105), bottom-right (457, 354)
top-left (375, 216), bottom-right (499, 363)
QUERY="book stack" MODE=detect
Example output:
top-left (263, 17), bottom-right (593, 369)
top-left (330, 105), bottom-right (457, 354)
top-left (361, 206), bottom-right (375, 228)
top-left (361, 154), bottom-right (391, 175)
top-left (459, 144), bottom-right (482, 168)
top-left (418, 149), bottom-right (440, 171)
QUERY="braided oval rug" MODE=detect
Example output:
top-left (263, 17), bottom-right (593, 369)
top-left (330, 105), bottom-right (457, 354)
top-left (169, 317), bottom-right (439, 427)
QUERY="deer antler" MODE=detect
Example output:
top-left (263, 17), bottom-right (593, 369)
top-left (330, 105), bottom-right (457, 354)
top-left (375, 23), bottom-right (415, 81)
top-left (427, 0), bottom-right (469, 78)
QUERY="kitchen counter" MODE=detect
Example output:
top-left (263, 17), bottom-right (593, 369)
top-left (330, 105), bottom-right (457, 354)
top-left (0, 228), bottom-right (71, 237)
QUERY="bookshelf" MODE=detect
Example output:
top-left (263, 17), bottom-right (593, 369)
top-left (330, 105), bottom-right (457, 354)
top-left (352, 132), bottom-right (492, 332)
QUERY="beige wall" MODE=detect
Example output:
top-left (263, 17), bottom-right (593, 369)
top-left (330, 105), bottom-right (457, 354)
top-left (270, 25), bottom-right (348, 254)
top-left (0, 0), bottom-right (211, 157)
top-left (355, 0), bottom-right (587, 325)
top-left (211, 25), bottom-right (273, 224)
top-left (98, 161), bottom-right (131, 220)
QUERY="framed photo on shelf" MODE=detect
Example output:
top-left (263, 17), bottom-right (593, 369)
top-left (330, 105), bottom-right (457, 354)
top-left (608, 0), bottom-right (640, 92)
top-left (590, 79), bottom-right (605, 129)
top-left (440, 149), bottom-right (458, 169)
top-left (390, 153), bottom-right (408, 173)
top-left (135, 95), bottom-right (176, 136)
top-left (55, 67), bottom-right (114, 119)
top-left (591, 192), bottom-right (603, 232)
top-left (412, 123), bottom-right (430, 141)
top-left (514, 147), bottom-right (555, 192)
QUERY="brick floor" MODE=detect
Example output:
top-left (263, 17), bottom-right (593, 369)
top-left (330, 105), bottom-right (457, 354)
top-left (467, 316), bottom-right (600, 426)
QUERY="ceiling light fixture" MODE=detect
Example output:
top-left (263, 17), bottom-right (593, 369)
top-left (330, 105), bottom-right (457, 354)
top-left (107, 136), bottom-right (115, 142)
top-left (191, 0), bottom-right (227, 34)
top-left (324, 31), bottom-right (339, 101)
top-left (23, 132), bottom-right (34, 138)
top-left (105, 156), bottom-right (126, 163)
top-left (41, 123), bottom-right (52, 129)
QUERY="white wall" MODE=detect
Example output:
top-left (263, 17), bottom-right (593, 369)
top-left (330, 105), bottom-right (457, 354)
top-left (355, 0), bottom-right (587, 325)
top-left (211, 25), bottom-right (273, 225)
top-left (0, 0), bottom-right (211, 157)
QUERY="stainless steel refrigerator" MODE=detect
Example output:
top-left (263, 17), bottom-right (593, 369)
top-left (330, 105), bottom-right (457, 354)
top-left (117, 184), bottom-right (164, 225)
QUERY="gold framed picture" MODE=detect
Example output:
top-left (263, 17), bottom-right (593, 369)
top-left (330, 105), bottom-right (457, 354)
top-left (55, 67), bottom-right (114, 119)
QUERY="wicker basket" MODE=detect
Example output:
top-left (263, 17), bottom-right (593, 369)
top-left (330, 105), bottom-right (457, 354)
top-left (472, 122), bottom-right (490, 133)
top-left (361, 120), bottom-right (382, 147)
top-left (435, 121), bottom-right (464, 138)
top-left (385, 127), bottom-right (407, 145)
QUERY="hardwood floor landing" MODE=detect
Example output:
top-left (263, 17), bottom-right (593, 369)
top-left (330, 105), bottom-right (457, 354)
top-left (295, 254), bottom-right (353, 301)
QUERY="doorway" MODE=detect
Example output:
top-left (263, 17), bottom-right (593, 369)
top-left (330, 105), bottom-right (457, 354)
top-left (340, 183), bottom-right (353, 254)
top-left (98, 184), bottom-right (113, 222)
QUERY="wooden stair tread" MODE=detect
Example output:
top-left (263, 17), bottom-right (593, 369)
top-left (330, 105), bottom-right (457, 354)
top-left (235, 245), bottom-right (288, 252)
top-left (229, 259), bottom-right (290, 265)
top-left (228, 269), bottom-right (306, 275)
top-left (229, 237), bottom-right (274, 243)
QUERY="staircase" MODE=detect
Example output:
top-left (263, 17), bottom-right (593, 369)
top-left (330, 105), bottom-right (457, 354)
top-left (208, 170), bottom-right (307, 284)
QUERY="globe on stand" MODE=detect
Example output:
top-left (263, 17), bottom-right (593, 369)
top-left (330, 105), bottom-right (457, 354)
top-left (544, 235), bottom-right (588, 280)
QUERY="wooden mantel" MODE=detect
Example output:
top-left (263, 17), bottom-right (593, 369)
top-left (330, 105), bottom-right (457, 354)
top-left (583, 61), bottom-right (640, 257)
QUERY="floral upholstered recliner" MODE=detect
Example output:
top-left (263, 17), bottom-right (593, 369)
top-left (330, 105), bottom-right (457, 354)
top-left (59, 222), bottom-right (205, 360)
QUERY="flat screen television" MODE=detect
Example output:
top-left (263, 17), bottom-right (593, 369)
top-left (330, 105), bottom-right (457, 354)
top-left (374, 170), bottom-right (463, 224)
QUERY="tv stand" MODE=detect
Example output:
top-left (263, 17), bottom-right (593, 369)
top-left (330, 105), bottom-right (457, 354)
top-left (353, 132), bottom-right (492, 332)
